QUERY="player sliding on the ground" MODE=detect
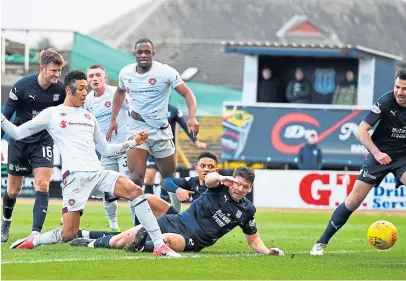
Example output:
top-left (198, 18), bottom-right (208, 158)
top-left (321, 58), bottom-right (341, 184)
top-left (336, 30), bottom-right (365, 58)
top-left (75, 151), bottom-right (219, 240)
top-left (1, 70), bottom-right (181, 257)
top-left (70, 167), bottom-right (285, 256)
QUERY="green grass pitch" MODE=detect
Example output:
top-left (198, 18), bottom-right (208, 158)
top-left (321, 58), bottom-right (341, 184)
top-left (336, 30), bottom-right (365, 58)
top-left (1, 201), bottom-right (405, 280)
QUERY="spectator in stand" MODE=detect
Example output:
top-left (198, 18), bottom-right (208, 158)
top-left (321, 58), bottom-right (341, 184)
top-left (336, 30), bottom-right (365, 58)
top-left (257, 68), bottom-right (279, 103)
top-left (332, 70), bottom-right (357, 105)
top-left (285, 68), bottom-right (312, 104)
top-left (297, 132), bottom-right (323, 170)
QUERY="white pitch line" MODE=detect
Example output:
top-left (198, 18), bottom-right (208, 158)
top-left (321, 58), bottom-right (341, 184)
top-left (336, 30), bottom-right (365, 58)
top-left (2, 250), bottom-right (381, 265)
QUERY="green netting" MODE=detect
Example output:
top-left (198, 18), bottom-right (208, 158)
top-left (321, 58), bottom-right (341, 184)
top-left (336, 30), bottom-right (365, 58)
top-left (70, 32), bottom-right (134, 79)
top-left (69, 32), bottom-right (242, 116)
top-left (5, 50), bottom-right (41, 64)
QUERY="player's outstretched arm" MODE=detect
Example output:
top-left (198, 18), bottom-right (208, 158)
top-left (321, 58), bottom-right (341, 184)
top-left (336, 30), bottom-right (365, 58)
top-left (106, 88), bottom-right (127, 142)
top-left (95, 120), bottom-right (148, 157)
top-left (1, 109), bottom-right (50, 141)
top-left (246, 233), bottom-right (285, 256)
top-left (161, 178), bottom-right (194, 201)
top-left (1, 103), bottom-right (17, 139)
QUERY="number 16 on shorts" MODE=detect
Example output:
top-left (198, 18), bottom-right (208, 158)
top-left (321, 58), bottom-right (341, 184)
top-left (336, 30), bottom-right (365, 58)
top-left (42, 145), bottom-right (53, 161)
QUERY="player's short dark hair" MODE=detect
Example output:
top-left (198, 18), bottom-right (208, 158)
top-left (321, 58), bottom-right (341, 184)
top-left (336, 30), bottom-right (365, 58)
top-left (64, 70), bottom-right (87, 93)
top-left (135, 38), bottom-right (154, 49)
top-left (197, 151), bottom-right (218, 164)
top-left (233, 167), bottom-right (255, 184)
top-left (40, 49), bottom-right (65, 67)
top-left (87, 64), bottom-right (105, 71)
top-left (395, 69), bottom-right (406, 80)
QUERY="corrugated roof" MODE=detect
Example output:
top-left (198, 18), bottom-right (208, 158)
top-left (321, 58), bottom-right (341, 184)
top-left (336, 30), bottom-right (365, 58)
top-left (222, 41), bottom-right (402, 60)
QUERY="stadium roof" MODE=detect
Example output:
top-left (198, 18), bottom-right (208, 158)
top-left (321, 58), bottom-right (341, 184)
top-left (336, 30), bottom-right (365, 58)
top-left (223, 41), bottom-right (402, 61)
top-left (90, 0), bottom-right (406, 89)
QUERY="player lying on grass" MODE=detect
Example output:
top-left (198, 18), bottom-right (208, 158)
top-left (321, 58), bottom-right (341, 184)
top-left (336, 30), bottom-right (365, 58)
top-left (1, 70), bottom-right (180, 257)
top-left (74, 151), bottom-right (218, 240)
top-left (70, 167), bottom-right (285, 256)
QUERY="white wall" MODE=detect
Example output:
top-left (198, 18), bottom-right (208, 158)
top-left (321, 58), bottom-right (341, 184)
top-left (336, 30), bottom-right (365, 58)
top-left (357, 58), bottom-right (375, 106)
top-left (242, 55), bottom-right (258, 103)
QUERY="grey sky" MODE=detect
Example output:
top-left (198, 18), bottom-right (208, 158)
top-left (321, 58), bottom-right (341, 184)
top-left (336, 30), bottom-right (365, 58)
top-left (1, 0), bottom-right (149, 49)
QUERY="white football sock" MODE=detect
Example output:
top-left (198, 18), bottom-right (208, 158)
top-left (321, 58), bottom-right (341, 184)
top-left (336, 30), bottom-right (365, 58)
top-left (104, 200), bottom-right (119, 229)
top-left (88, 240), bottom-right (96, 248)
top-left (80, 230), bottom-right (90, 239)
top-left (131, 195), bottom-right (164, 249)
top-left (129, 201), bottom-right (136, 225)
top-left (33, 228), bottom-right (62, 246)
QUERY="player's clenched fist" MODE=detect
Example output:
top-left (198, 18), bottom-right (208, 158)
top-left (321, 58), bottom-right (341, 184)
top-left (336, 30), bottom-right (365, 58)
top-left (135, 131), bottom-right (148, 145)
top-left (268, 248), bottom-right (285, 256)
top-left (373, 151), bottom-right (392, 165)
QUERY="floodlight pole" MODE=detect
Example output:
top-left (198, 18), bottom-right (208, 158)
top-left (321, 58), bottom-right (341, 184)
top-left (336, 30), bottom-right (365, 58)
top-left (24, 30), bottom-right (29, 74)
top-left (1, 28), bottom-right (75, 74)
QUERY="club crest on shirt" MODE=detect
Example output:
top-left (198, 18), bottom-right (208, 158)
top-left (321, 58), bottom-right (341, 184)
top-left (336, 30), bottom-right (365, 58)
top-left (60, 120), bottom-right (67, 128)
top-left (53, 94), bottom-right (60, 101)
top-left (104, 101), bottom-right (111, 108)
top-left (149, 77), bottom-right (157, 85)
top-left (84, 113), bottom-right (92, 120)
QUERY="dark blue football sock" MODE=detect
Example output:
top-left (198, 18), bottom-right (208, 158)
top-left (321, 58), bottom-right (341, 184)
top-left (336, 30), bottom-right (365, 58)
top-left (89, 231), bottom-right (121, 239)
top-left (3, 192), bottom-right (16, 220)
top-left (144, 184), bottom-right (154, 194)
top-left (32, 191), bottom-right (49, 232)
top-left (317, 202), bottom-right (353, 244)
top-left (94, 235), bottom-right (114, 248)
top-left (144, 239), bottom-right (154, 252)
top-left (166, 206), bottom-right (179, 215)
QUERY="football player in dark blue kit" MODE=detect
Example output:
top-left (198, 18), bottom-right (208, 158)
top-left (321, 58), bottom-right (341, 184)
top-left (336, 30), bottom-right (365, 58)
top-left (70, 167), bottom-right (285, 256)
top-left (1, 49), bottom-right (66, 243)
top-left (128, 151), bottom-right (218, 226)
top-left (144, 104), bottom-right (206, 205)
top-left (311, 69), bottom-right (406, 256)
top-left (160, 151), bottom-right (218, 202)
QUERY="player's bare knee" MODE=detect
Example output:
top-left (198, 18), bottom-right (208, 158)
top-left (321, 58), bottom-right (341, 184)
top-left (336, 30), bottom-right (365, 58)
top-left (129, 172), bottom-right (143, 186)
top-left (345, 192), bottom-right (364, 210)
top-left (162, 234), bottom-right (185, 252)
top-left (6, 187), bottom-right (21, 198)
top-left (7, 177), bottom-right (23, 198)
top-left (35, 179), bottom-right (50, 192)
top-left (128, 184), bottom-right (144, 200)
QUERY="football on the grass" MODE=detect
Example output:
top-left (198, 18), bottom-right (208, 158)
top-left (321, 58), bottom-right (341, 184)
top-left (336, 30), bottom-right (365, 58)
top-left (367, 220), bottom-right (398, 250)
